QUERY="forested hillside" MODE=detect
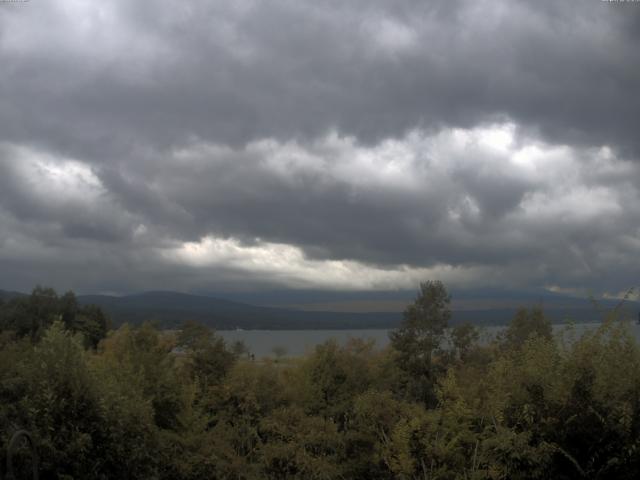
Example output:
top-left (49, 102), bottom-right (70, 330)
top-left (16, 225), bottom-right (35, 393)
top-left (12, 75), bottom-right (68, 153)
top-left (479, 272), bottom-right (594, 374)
top-left (1, 283), bottom-right (639, 479)
top-left (77, 291), bottom-right (402, 330)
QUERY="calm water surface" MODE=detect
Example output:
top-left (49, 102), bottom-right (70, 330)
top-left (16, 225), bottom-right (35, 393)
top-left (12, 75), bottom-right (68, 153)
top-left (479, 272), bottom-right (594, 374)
top-left (219, 321), bottom-right (640, 358)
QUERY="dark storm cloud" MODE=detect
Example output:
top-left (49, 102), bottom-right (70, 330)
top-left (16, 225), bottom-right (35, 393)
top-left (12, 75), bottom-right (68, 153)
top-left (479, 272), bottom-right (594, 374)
top-left (1, 0), bottom-right (640, 294)
top-left (2, 0), bottom-right (639, 155)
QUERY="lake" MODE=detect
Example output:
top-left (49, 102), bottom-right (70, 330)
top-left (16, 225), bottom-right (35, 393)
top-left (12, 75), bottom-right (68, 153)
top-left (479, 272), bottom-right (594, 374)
top-left (218, 321), bottom-right (640, 358)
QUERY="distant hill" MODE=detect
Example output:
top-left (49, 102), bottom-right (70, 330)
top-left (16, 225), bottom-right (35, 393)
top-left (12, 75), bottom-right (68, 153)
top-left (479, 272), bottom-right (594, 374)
top-left (3, 288), bottom-right (638, 330)
top-left (77, 291), bottom-right (640, 330)
top-left (0, 289), bottom-right (26, 301)
top-left (77, 291), bottom-right (402, 330)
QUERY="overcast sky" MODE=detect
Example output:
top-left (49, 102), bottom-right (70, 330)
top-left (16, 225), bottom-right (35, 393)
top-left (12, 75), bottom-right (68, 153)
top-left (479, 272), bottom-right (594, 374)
top-left (1, 0), bottom-right (639, 296)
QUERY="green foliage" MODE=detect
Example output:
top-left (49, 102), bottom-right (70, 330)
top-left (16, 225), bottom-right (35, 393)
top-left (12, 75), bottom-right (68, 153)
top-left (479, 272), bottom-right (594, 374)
top-left (0, 322), bottom-right (159, 479)
top-left (177, 320), bottom-right (238, 391)
top-left (2, 283), bottom-right (640, 479)
top-left (0, 287), bottom-right (109, 347)
top-left (100, 322), bottom-right (187, 431)
top-left (389, 280), bottom-right (451, 405)
top-left (299, 339), bottom-right (373, 424)
top-left (499, 306), bottom-right (552, 351)
top-left (259, 406), bottom-right (343, 479)
top-left (450, 322), bottom-right (480, 361)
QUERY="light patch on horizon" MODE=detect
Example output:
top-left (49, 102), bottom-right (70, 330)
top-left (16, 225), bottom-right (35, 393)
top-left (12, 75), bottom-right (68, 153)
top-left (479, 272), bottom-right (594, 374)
top-left (166, 235), bottom-right (490, 291)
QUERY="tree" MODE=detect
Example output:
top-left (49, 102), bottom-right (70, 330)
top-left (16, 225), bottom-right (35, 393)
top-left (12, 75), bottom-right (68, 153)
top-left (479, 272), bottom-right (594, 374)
top-left (500, 306), bottom-right (552, 351)
top-left (450, 322), bottom-right (480, 361)
top-left (389, 280), bottom-right (451, 406)
top-left (1, 286), bottom-right (59, 341)
top-left (100, 323), bottom-right (186, 431)
top-left (299, 340), bottom-right (373, 427)
top-left (74, 304), bottom-right (109, 348)
top-left (177, 321), bottom-right (237, 390)
top-left (18, 321), bottom-right (159, 479)
top-left (0, 288), bottom-right (109, 347)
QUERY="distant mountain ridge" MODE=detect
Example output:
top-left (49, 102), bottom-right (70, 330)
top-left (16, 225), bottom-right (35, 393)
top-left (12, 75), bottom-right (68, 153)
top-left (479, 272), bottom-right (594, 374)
top-left (2, 289), bottom-right (638, 330)
top-left (76, 290), bottom-right (640, 330)
top-left (0, 289), bottom-right (26, 301)
top-left (77, 291), bottom-right (402, 330)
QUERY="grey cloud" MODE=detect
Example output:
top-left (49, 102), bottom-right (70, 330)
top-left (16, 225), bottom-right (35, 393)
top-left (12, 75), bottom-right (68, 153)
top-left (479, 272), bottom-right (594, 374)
top-left (1, 1), bottom-right (639, 157)
top-left (93, 133), bottom-right (640, 272)
top-left (1, 0), bottom-right (640, 294)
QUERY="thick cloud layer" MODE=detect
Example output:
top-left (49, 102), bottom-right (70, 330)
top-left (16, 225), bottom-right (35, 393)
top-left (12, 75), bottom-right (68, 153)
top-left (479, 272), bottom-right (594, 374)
top-left (0, 0), bottom-right (639, 295)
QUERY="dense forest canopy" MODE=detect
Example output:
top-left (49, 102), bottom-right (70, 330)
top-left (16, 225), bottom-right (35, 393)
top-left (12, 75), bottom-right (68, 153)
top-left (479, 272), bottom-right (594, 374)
top-left (1, 282), bottom-right (639, 479)
top-left (0, 286), bottom-right (109, 347)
